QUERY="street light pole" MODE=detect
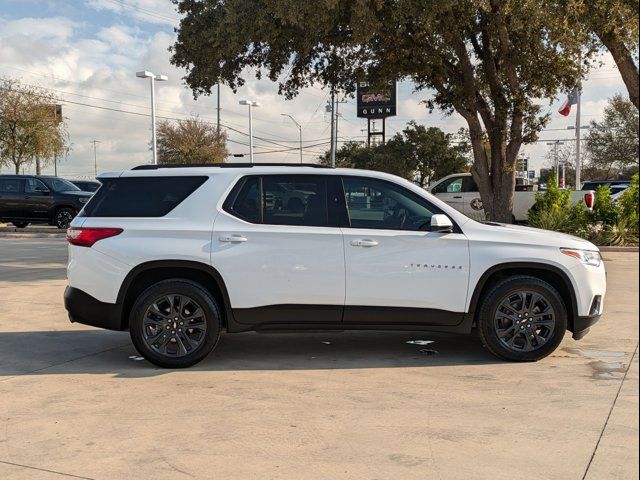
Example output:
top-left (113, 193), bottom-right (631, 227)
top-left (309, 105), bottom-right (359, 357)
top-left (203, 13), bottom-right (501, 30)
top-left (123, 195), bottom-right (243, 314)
top-left (90, 140), bottom-right (101, 177)
top-left (546, 140), bottom-right (564, 187)
top-left (136, 70), bottom-right (168, 164)
top-left (239, 100), bottom-right (260, 163)
top-left (281, 114), bottom-right (303, 164)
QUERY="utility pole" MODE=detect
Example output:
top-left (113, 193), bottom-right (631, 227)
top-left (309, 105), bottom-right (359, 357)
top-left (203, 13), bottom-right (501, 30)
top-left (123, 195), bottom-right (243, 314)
top-left (216, 82), bottom-right (221, 133)
top-left (90, 140), bottom-right (101, 177)
top-left (575, 88), bottom-right (582, 189)
top-left (281, 114), bottom-right (303, 164)
top-left (329, 91), bottom-right (336, 167)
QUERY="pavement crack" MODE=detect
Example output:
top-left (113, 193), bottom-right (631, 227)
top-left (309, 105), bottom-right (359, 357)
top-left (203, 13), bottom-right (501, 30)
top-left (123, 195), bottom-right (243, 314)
top-left (0, 459), bottom-right (95, 479)
top-left (581, 342), bottom-right (639, 480)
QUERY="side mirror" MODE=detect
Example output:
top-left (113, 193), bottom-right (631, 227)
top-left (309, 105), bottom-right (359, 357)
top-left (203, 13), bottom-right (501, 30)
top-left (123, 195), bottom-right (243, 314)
top-left (431, 214), bottom-right (453, 233)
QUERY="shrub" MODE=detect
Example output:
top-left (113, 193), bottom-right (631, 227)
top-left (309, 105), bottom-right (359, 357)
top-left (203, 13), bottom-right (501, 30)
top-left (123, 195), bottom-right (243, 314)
top-left (527, 173), bottom-right (638, 246)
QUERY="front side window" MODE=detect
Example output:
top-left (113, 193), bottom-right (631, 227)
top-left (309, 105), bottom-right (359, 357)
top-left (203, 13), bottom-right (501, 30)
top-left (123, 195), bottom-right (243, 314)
top-left (41, 178), bottom-right (80, 192)
top-left (342, 176), bottom-right (439, 231)
top-left (433, 176), bottom-right (464, 194)
top-left (25, 178), bottom-right (49, 193)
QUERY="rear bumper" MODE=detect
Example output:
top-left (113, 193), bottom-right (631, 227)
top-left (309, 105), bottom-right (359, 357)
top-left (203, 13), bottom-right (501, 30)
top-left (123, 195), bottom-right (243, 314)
top-left (64, 286), bottom-right (125, 331)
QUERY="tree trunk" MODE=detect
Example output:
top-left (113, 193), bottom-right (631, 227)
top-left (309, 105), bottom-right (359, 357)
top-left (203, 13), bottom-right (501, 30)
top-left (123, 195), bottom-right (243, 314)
top-left (35, 157), bottom-right (41, 175)
top-left (599, 30), bottom-right (639, 110)
top-left (14, 163), bottom-right (19, 174)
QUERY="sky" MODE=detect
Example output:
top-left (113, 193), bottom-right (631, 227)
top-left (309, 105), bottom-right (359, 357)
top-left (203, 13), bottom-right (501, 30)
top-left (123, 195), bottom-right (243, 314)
top-left (0, 0), bottom-right (630, 179)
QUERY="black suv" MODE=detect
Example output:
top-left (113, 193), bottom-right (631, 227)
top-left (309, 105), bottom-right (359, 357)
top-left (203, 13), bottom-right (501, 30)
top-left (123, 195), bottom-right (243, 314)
top-left (0, 175), bottom-right (93, 229)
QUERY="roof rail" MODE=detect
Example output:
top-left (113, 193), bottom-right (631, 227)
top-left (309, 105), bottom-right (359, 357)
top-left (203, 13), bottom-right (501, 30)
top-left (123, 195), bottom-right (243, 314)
top-left (131, 163), bottom-right (333, 170)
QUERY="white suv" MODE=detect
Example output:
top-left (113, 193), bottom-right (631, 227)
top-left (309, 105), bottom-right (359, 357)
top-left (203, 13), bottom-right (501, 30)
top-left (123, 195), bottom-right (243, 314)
top-left (64, 164), bottom-right (606, 368)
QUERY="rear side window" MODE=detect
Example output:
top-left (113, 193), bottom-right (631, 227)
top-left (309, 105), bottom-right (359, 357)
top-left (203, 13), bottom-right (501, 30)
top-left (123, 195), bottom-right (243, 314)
top-left (0, 178), bottom-right (23, 193)
top-left (224, 175), bottom-right (329, 227)
top-left (82, 176), bottom-right (207, 217)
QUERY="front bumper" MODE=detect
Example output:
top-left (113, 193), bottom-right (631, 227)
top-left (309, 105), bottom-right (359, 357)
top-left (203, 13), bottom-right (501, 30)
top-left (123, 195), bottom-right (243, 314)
top-left (64, 286), bottom-right (125, 331)
top-left (570, 295), bottom-right (603, 340)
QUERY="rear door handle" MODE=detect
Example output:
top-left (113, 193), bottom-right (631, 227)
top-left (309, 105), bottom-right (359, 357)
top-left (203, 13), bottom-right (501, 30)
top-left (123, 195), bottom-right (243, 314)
top-left (350, 239), bottom-right (379, 247)
top-left (452, 196), bottom-right (463, 199)
top-left (219, 234), bottom-right (248, 243)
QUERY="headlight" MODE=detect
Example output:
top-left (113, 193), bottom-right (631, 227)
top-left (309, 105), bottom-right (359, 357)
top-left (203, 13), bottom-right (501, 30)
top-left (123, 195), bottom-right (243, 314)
top-left (79, 198), bottom-right (90, 204)
top-left (560, 248), bottom-right (602, 267)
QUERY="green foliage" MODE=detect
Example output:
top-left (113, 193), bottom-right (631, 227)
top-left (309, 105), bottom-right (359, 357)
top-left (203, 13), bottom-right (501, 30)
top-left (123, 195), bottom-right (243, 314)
top-left (319, 122), bottom-right (469, 183)
top-left (171, 0), bottom-right (592, 223)
top-left (619, 174), bottom-right (639, 233)
top-left (585, 95), bottom-right (639, 177)
top-left (528, 173), bottom-right (639, 245)
top-left (157, 116), bottom-right (228, 164)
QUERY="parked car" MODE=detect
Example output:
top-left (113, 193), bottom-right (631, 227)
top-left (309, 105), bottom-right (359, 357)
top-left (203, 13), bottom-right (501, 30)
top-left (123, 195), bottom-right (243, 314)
top-left (64, 164), bottom-right (606, 368)
top-left (429, 173), bottom-right (596, 222)
top-left (581, 179), bottom-right (630, 191)
top-left (0, 175), bottom-right (92, 229)
top-left (69, 179), bottom-right (101, 193)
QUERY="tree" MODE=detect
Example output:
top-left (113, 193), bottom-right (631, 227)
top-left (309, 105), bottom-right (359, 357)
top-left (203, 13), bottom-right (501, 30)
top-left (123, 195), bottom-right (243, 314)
top-left (574, 1), bottom-right (639, 109)
top-left (319, 122), bottom-right (469, 184)
top-left (585, 95), bottom-right (639, 178)
top-left (0, 78), bottom-right (69, 174)
top-left (171, 0), bottom-right (587, 222)
top-left (156, 116), bottom-right (228, 164)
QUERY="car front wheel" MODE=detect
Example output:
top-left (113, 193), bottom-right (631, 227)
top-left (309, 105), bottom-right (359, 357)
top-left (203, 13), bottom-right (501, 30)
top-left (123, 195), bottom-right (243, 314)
top-left (55, 207), bottom-right (76, 229)
top-left (477, 275), bottom-right (567, 362)
top-left (129, 280), bottom-right (222, 368)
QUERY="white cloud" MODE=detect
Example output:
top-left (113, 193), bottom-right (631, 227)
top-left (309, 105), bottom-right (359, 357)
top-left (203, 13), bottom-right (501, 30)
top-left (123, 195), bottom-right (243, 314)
top-left (0, 8), bottom-right (632, 179)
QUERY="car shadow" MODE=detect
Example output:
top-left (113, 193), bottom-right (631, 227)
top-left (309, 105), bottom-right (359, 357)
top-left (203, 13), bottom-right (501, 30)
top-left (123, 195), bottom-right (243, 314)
top-left (0, 329), bottom-right (501, 378)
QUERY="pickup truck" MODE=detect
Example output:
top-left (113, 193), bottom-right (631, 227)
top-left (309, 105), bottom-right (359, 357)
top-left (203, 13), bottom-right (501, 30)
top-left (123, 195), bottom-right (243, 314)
top-left (429, 173), bottom-right (595, 222)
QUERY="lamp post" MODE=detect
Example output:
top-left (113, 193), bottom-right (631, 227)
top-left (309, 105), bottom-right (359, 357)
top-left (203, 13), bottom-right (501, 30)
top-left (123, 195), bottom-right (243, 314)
top-left (136, 70), bottom-right (167, 164)
top-left (546, 140), bottom-right (565, 187)
top-left (239, 100), bottom-right (260, 163)
top-left (281, 114), bottom-right (303, 164)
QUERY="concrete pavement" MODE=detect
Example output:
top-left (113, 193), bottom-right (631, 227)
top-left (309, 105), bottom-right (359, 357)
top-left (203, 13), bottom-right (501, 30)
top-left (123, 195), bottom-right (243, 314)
top-left (0, 237), bottom-right (637, 479)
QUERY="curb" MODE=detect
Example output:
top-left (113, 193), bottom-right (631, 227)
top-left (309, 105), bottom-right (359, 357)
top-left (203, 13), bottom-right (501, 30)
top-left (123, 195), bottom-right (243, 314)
top-left (598, 246), bottom-right (639, 252)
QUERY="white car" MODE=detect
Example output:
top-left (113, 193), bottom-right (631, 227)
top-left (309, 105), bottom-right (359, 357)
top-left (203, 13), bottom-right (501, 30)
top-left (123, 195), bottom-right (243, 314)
top-left (64, 164), bottom-right (606, 368)
top-left (430, 173), bottom-right (596, 222)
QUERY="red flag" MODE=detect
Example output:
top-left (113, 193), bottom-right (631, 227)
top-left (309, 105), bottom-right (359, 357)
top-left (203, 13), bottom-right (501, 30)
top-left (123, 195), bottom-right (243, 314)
top-left (558, 88), bottom-right (578, 116)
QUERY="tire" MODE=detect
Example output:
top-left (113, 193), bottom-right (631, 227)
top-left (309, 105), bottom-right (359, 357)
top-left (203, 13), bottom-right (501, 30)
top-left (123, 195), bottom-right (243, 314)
top-left (55, 207), bottom-right (76, 229)
top-left (129, 280), bottom-right (222, 368)
top-left (477, 275), bottom-right (567, 362)
top-left (12, 222), bottom-right (29, 228)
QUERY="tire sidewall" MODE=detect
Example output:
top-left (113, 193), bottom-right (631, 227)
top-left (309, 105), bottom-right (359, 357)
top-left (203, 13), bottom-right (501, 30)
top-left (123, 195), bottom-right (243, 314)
top-left (129, 280), bottom-right (221, 368)
top-left (478, 277), bottom-right (567, 362)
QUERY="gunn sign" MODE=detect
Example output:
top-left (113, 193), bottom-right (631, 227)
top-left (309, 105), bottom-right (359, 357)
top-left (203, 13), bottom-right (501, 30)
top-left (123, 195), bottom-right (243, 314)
top-left (356, 81), bottom-right (397, 119)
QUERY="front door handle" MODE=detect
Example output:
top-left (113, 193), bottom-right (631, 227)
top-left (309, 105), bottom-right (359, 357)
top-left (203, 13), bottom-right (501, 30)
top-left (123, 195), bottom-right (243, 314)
top-left (452, 195), bottom-right (463, 199)
top-left (350, 239), bottom-right (379, 247)
top-left (219, 234), bottom-right (248, 243)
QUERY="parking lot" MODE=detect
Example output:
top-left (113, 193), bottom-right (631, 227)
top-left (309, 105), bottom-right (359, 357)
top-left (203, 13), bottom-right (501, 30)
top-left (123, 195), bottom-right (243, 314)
top-left (0, 235), bottom-right (637, 480)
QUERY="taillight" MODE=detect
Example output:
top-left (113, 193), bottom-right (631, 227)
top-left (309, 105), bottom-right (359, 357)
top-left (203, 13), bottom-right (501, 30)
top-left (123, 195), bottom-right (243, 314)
top-left (584, 192), bottom-right (594, 209)
top-left (67, 227), bottom-right (123, 247)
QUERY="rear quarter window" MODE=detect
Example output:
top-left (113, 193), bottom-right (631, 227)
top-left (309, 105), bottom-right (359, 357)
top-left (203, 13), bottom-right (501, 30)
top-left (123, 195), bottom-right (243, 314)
top-left (82, 176), bottom-right (207, 217)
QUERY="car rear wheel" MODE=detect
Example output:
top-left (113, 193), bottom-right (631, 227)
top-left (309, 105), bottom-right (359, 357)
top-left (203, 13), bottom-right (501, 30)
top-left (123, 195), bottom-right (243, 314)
top-left (477, 276), bottom-right (567, 362)
top-left (129, 280), bottom-right (221, 368)
top-left (12, 222), bottom-right (29, 228)
top-left (55, 207), bottom-right (76, 229)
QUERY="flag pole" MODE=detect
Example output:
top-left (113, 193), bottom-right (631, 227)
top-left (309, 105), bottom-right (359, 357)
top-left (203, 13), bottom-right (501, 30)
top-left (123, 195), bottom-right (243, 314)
top-left (575, 54), bottom-right (582, 189)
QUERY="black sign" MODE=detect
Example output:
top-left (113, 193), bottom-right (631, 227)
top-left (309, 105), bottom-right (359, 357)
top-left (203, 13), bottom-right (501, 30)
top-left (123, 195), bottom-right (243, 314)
top-left (356, 80), bottom-right (397, 119)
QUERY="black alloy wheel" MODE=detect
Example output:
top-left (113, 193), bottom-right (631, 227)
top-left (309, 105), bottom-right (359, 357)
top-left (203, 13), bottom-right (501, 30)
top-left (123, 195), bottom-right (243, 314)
top-left (55, 208), bottom-right (76, 229)
top-left (129, 280), bottom-right (221, 368)
top-left (478, 276), bottom-right (567, 362)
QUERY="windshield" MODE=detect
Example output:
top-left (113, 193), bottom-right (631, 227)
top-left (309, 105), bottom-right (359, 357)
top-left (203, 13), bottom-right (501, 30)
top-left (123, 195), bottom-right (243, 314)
top-left (41, 178), bottom-right (81, 192)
